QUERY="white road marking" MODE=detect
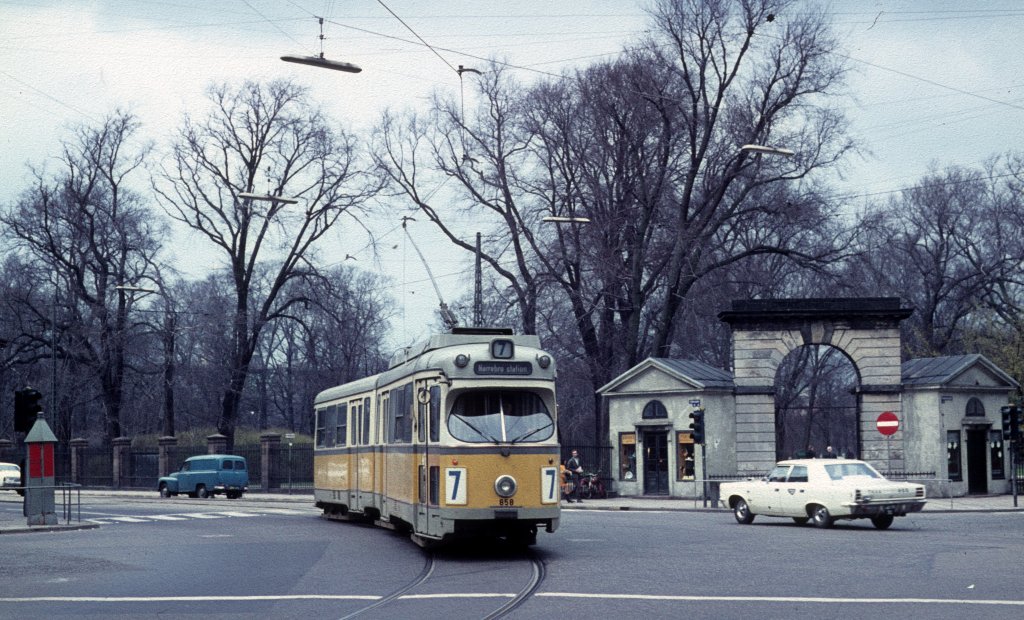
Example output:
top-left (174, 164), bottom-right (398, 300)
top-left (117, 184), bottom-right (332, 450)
top-left (141, 514), bottom-right (188, 521)
top-left (537, 593), bottom-right (1024, 606)
top-left (215, 511), bottom-right (261, 517)
top-left (1, 593), bottom-right (1022, 606)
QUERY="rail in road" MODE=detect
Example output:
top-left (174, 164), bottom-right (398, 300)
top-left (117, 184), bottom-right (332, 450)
top-left (337, 546), bottom-right (546, 620)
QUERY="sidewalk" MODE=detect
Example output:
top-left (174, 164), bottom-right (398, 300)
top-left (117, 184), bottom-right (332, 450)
top-left (563, 493), bottom-right (1024, 513)
top-left (1, 490), bottom-right (1020, 534)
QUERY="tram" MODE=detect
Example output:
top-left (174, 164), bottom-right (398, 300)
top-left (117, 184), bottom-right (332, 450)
top-left (312, 327), bottom-right (561, 546)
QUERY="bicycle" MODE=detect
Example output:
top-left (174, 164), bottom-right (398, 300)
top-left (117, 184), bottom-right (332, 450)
top-left (577, 471), bottom-right (607, 500)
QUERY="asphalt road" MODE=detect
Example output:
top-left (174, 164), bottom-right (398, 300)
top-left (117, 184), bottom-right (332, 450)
top-left (0, 496), bottom-right (1022, 619)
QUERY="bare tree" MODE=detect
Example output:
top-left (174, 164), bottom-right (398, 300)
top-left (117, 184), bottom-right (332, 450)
top-left (645, 0), bottom-right (855, 356)
top-left (1, 111), bottom-right (165, 442)
top-left (153, 79), bottom-right (381, 448)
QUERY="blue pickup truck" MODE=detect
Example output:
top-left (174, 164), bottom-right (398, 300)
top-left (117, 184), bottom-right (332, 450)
top-left (158, 455), bottom-right (248, 499)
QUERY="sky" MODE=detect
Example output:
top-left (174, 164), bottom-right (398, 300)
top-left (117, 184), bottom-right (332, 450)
top-left (2, 0), bottom-right (1023, 347)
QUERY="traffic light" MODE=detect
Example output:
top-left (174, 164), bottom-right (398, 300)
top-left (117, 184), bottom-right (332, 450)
top-left (1002, 405), bottom-right (1021, 441)
top-left (14, 388), bottom-right (42, 434)
top-left (689, 408), bottom-right (706, 445)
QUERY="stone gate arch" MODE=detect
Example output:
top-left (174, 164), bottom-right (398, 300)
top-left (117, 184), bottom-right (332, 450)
top-left (719, 298), bottom-right (913, 474)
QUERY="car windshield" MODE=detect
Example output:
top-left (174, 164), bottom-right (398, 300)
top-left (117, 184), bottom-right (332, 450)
top-left (824, 462), bottom-right (882, 481)
top-left (0, 465), bottom-right (17, 473)
top-left (448, 390), bottom-right (554, 444)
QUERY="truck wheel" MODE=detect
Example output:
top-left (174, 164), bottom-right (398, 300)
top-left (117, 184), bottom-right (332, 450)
top-left (196, 485), bottom-right (210, 499)
top-left (159, 483), bottom-right (171, 498)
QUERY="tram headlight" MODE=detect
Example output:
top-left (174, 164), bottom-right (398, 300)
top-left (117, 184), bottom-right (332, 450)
top-left (494, 475), bottom-right (517, 498)
top-left (537, 354), bottom-right (551, 369)
top-left (455, 354), bottom-right (470, 368)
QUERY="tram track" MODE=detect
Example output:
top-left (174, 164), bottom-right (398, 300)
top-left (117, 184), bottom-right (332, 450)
top-left (482, 549), bottom-right (546, 619)
top-left (336, 545), bottom-right (545, 620)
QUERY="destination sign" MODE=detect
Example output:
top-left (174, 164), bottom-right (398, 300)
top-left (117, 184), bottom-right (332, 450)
top-left (474, 361), bottom-right (533, 376)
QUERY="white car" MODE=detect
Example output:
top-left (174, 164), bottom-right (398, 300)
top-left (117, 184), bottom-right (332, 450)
top-left (0, 462), bottom-right (20, 490)
top-left (719, 458), bottom-right (926, 529)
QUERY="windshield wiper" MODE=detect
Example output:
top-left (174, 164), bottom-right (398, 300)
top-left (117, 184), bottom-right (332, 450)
top-left (509, 421), bottom-right (553, 444)
top-left (450, 413), bottom-right (500, 443)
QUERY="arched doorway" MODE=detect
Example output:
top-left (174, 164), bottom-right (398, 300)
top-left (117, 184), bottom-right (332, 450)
top-left (774, 345), bottom-right (859, 461)
top-left (719, 298), bottom-right (913, 474)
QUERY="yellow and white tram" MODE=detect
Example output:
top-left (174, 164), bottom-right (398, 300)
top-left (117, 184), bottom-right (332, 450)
top-left (313, 327), bottom-right (561, 546)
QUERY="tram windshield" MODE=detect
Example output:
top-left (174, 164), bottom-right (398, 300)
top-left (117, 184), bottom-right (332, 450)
top-left (448, 390), bottom-right (554, 444)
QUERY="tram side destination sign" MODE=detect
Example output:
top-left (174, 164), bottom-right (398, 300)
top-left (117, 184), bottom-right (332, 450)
top-left (877, 411), bottom-right (899, 436)
top-left (474, 361), bottom-right (533, 376)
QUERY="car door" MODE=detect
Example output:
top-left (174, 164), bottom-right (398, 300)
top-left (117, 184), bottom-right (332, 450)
top-left (759, 465), bottom-right (791, 515)
top-left (780, 465), bottom-right (809, 515)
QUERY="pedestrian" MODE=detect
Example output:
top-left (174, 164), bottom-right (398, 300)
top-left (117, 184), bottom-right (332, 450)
top-left (823, 445), bottom-right (838, 458)
top-left (565, 449), bottom-right (584, 503)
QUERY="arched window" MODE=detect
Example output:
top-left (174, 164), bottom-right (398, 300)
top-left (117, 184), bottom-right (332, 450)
top-left (642, 400), bottom-right (668, 419)
top-left (965, 397), bottom-right (985, 417)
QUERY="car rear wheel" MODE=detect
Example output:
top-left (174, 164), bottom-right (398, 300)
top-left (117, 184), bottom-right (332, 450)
top-left (733, 498), bottom-right (755, 524)
top-left (195, 484), bottom-right (210, 499)
top-left (810, 505), bottom-right (834, 529)
top-left (871, 514), bottom-right (894, 530)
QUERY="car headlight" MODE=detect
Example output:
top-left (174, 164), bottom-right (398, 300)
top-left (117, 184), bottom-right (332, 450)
top-left (494, 475), bottom-right (517, 498)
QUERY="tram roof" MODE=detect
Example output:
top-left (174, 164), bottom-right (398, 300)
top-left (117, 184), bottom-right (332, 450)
top-left (314, 328), bottom-right (547, 405)
top-left (387, 328), bottom-right (541, 369)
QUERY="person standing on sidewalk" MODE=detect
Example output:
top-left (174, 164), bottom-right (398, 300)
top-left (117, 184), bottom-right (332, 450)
top-left (566, 450), bottom-right (584, 503)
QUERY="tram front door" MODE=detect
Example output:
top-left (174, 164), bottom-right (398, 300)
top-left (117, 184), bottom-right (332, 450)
top-left (643, 430), bottom-right (669, 495)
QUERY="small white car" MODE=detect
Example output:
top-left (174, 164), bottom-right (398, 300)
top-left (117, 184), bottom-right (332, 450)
top-left (719, 459), bottom-right (926, 529)
top-left (0, 462), bottom-right (20, 489)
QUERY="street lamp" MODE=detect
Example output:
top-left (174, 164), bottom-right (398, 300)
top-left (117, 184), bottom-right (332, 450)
top-left (281, 54), bottom-right (361, 74)
top-left (237, 192), bottom-right (299, 205)
top-left (542, 216), bottom-right (592, 224)
top-left (280, 17), bottom-right (361, 73)
top-left (739, 144), bottom-right (795, 157)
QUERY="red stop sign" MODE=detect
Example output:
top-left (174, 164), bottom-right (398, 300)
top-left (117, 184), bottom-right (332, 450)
top-left (877, 411), bottom-right (899, 436)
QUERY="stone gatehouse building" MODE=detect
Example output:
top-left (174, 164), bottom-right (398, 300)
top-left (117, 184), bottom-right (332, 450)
top-left (599, 298), bottom-right (1019, 498)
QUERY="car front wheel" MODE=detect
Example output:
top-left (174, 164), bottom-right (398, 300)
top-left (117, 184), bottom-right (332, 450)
top-left (733, 498), bottom-right (755, 524)
top-left (810, 505), bottom-right (834, 529)
top-left (871, 514), bottom-right (894, 530)
top-left (195, 485), bottom-right (210, 499)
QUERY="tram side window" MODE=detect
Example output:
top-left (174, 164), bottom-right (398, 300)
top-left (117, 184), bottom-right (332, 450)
top-left (317, 405), bottom-right (336, 447)
top-left (429, 386), bottom-right (440, 443)
top-left (390, 384), bottom-right (412, 443)
top-left (315, 408), bottom-right (327, 447)
top-left (350, 401), bottom-right (360, 446)
top-left (378, 394), bottom-right (388, 443)
top-left (362, 397), bottom-right (371, 445)
top-left (336, 403), bottom-right (348, 447)
top-left (417, 387), bottom-right (426, 443)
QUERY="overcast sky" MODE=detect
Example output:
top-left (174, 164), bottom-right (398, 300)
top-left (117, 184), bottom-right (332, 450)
top-left (2, 1), bottom-right (1023, 345)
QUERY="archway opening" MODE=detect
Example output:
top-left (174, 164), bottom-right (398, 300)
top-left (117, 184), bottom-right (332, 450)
top-left (773, 344), bottom-right (859, 461)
